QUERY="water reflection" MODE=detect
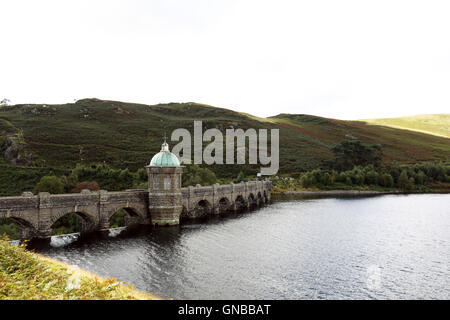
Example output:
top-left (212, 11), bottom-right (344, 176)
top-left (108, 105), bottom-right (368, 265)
top-left (34, 194), bottom-right (450, 299)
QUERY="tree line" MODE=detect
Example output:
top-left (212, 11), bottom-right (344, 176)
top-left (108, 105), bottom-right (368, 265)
top-left (274, 140), bottom-right (450, 191)
top-left (32, 162), bottom-right (220, 195)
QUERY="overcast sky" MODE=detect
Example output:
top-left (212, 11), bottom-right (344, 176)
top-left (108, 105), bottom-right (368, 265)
top-left (1, 0), bottom-right (449, 119)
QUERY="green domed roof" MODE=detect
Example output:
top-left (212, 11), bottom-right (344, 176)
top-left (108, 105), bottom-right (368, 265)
top-left (149, 141), bottom-right (181, 166)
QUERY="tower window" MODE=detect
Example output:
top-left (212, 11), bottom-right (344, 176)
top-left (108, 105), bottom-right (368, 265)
top-left (164, 177), bottom-right (171, 190)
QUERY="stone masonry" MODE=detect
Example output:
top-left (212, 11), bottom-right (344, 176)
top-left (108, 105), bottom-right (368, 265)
top-left (0, 179), bottom-right (272, 240)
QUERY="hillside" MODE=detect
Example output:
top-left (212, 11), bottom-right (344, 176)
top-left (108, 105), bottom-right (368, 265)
top-left (268, 113), bottom-right (450, 165)
top-left (0, 99), bottom-right (449, 189)
top-left (362, 114), bottom-right (450, 138)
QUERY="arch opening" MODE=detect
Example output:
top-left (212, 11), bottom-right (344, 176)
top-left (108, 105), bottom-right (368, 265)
top-left (248, 193), bottom-right (257, 210)
top-left (51, 212), bottom-right (93, 236)
top-left (218, 197), bottom-right (232, 214)
top-left (235, 195), bottom-right (247, 212)
top-left (194, 199), bottom-right (212, 218)
top-left (0, 217), bottom-right (36, 240)
top-left (109, 208), bottom-right (145, 228)
top-left (257, 192), bottom-right (264, 206)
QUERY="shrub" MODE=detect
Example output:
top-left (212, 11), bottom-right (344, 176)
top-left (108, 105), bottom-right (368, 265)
top-left (320, 172), bottom-right (332, 186)
top-left (136, 168), bottom-right (147, 182)
top-left (345, 176), bottom-right (352, 185)
top-left (70, 181), bottom-right (100, 193)
top-left (378, 173), bottom-right (394, 187)
top-left (182, 164), bottom-right (217, 187)
top-left (365, 170), bottom-right (379, 185)
top-left (71, 164), bottom-right (135, 191)
top-left (335, 172), bottom-right (347, 183)
top-left (34, 176), bottom-right (64, 194)
top-left (415, 170), bottom-right (426, 185)
top-left (398, 170), bottom-right (413, 190)
top-left (327, 140), bottom-right (383, 171)
top-left (300, 172), bottom-right (317, 188)
top-left (234, 171), bottom-right (246, 183)
top-left (349, 168), bottom-right (364, 185)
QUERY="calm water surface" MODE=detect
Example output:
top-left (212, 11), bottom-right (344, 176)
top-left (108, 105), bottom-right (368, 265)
top-left (35, 194), bottom-right (450, 299)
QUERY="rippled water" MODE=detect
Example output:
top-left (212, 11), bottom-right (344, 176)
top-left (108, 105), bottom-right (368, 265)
top-left (35, 194), bottom-right (450, 299)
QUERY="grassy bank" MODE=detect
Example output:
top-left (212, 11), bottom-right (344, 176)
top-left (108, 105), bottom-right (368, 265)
top-left (0, 238), bottom-right (161, 300)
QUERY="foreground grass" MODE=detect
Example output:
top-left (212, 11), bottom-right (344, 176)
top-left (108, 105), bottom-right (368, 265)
top-left (0, 238), bottom-right (160, 300)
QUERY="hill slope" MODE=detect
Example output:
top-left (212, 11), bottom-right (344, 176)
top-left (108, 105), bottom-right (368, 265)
top-left (362, 114), bottom-right (450, 138)
top-left (269, 113), bottom-right (450, 166)
top-left (0, 99), bottom-right (449, 180)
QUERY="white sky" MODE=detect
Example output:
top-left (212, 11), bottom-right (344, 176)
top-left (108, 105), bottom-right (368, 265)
top-left (1, 0), bottom-right (449, 119)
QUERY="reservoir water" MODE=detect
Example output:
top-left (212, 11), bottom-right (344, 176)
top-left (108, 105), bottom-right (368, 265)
top-left (35, 194), bottom-right (450, 299)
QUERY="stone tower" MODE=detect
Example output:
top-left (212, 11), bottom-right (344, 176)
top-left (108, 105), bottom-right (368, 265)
top-left (146, 140), bottom-right (183, 226)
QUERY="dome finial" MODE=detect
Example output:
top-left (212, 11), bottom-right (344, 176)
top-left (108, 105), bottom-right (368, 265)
top-left (149, 135), bottom-right (181, 167)
top-left (161, 133), bottom-right (169, 152)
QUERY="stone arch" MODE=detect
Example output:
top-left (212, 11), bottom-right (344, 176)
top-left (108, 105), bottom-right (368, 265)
top-left (1, 211), bottom-right (39, 230)
top-left (107, 206), bottom-right (147, 221)
top-left (218, 197), bottom-right (232, 214)
top-left (194, 199), bottom-right (212, 218)
top-left (50, 211), bottom-right (96, 234)
top-left (0, 216), bottom-right (38, 239)
top-left (257, 191), bottom-right (264, 205)
top-left (235, 195), bottom-right (247, 212)
top-left (108, 206), bottom-right (148, 228)
top-left (263, 190), bottom-right (268, 203)
top-left (247, 193), bottom-right (257, 210)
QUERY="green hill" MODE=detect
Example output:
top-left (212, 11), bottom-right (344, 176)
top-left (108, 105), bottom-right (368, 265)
top-left (361, 114), bottom-right (450, 138)
top-left (0, 99), bottom-right (449, 193)
top-left (269, 113), bottom-right (450, 165)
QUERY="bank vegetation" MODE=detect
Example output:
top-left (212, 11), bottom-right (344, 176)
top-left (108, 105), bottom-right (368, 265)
top-left (0, 237), bottom-right (160, 300)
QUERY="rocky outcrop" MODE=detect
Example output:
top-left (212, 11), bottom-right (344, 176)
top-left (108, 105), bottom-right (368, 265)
top-left (0, 135), bottom-right (35, 166)
top-left (1, 135), bottom-right (20, 165)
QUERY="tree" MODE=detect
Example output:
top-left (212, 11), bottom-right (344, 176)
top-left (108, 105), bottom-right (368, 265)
top-left (300, 172), bottom-right (318, 188)
top-left (0, 219), bottom-right (20, 239)
top-left (234, 171), bottom-right (246, 183)
top-left (182, 164), bottom-right (217, 187)
top-left (60, 173), bottom-right (78, 193)
top-left (379, 173), bottom-right (394, 187)
top-left (0, 98), bottom-right (10, 106)
top-left (326, 140), bottom-right (383, 171)
top-left (415, 170), bottom-right (426, 185)
top-left (34, 176), bottom-right (64, 194)
top-left (70, 181), bottom-right (100, 193)
top-left (136, 168), bottom-right (147, 182)
top-left (320, 172), bottom-right (332, 186)
top-left (71, 163), bottom-right (135, 191)
top-left (365, 170), bottom-right (379, 185)
top-left (398, 170), bottom-right (413, 190)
